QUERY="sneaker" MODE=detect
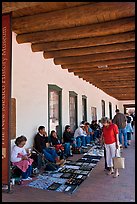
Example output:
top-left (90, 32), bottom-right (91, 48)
top-left (81, 146), bottom-right (88, 149)
top-left (28, 177), bottom-right (32, 180)
top-left (22, 178), bottom-right (31, 181)
top-left (87, 144), bottom-right (93, 147)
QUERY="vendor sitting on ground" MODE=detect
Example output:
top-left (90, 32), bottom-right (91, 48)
top-left (74, 124), bottom-right (88, 148)
top-left (63, 125), bottom-right (74, 157)
top-left (33, 126), bottom-right (65, 166)
top-left (11, 135), bottom-right (33, 181)
top-left (49, 130), bottom-right (65, 159)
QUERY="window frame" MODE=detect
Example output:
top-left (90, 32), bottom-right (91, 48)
top-left (82, 95), bottom-right (87, 122)
top-left (69, 91), bottom-right (78, 132)
top-left (101, 100), bottom-right (105, 117)
top-left (48, 84), bottom-right (62, 139)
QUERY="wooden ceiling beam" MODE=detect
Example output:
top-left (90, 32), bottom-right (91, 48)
top-left (68, 63), bottom-right (135, 73)
top-left (43, 41), bottom-right (135, 59)
top-left (79, 77), bottom-right (134, 83)
top-left (62, 57), bottom-right (135, 69)
top-left (92, 87), bottom-right (135, 93)
top-left (98, 79), bottom-right (135, 83)
top-left (82, 74), bottom-right (135, 79)
top-left (95, 81), bottom-right (135, 86)
top-left (54, 50), bottom-right (134, 65)
top-left (12, 2), bottom-right (135, 34)
top-left (2, 2), bottom-right (47, 14)
top-left (31, 31), bottom-right (135, 52)
top-left (112, 94), bottom-right (135, 97)
top-left (81, 75), bottom-right (135, 81)
top-left (16, 17), bottom-right (135, 44)
top-left (103, 87), bottom-right (135, 91)
top-left (110, 94), bottom-right (135, 97)
top-left (98, 85), bottom-right (135, 89)
top-left (105, 91), bottom-right (135, 95)
top-left (74, 68), bottom-right (135, 76)
top-left (11, 3), bottom-right (92, 17)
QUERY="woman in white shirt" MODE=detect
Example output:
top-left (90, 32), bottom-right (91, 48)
top-left (11, 136), bottom-right (33, 181)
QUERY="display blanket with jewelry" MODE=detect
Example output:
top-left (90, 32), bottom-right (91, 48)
top-left (27, 145), bottom-right (104, 194)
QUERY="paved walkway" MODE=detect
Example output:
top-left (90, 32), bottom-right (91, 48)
top-left (2, 129), bottom-right (135, 202)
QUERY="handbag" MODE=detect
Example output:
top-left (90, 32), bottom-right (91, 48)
top-left (54, 144), bottom-right (64, 152)
top-left (113, 149), bottom-right (125, 169)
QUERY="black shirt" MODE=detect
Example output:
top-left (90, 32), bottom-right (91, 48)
top-left (63, 131), bottom-right (74, 143)
top-left (51, 137), bottom-right (60, 146)
top-left (34, 133), bottom-right (49, 153)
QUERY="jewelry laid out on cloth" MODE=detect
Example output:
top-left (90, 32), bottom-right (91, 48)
top-left (27, 145), bottom-right (104, 194)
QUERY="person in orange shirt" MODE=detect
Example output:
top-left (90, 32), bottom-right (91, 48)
top-left (101, 117), bottom-right (120, 178)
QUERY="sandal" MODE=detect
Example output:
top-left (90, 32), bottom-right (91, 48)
top-left (113, 174), bottom-right (119, 178)
top-left (107, 170), bottom-right (114, 175)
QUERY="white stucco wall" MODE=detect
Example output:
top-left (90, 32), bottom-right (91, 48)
top-left (118, 100), bottom-right (135, 112)
top-left (11, 32), bottom-right (135, 148)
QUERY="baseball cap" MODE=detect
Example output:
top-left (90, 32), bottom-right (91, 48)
top-left (80, 124), bottom-right (85, 127)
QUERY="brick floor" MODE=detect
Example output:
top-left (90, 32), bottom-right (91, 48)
top-left (2, 130), bottom-right (135, 202)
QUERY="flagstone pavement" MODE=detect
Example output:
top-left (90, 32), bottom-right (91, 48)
top-left (2, 129), bottom-right (135, 202)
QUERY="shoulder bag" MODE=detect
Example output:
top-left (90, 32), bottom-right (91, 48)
top-left (113, 149), bottom-right (125, 169)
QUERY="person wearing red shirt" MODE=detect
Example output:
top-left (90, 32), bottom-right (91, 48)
top-left (101, 117), bottom-right (120, 178)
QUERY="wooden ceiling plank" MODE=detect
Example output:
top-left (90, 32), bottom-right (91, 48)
top-left (31, 31), bottom-right (135, 52)
top-left (103, 87), bottom-right (135, 90)
top-left (43, 41), bottom-right (135, 59)
top-left (75, 67), bottom-right (135, 74)
top-left (76, 75), bottom-right (135, 80)
top-left (68, 63), bottom-right (135, 73)
top-left (98, 86), bottom-right (135, 89)
top-left (81, 75), bottom-right (135, 80)
top-left (2, 2), bottom-right (47, 14)
top-left (11, 2), bottom-right (91, 18)
top-left (74, 70), bottom-right (135, 77)
top-left (54, 50), bottom-right (135, 65)
top-left (97, 82), bottom-right (135, 86)
top-left (90, 83), bottom-right (134, 88)
top-left (12, 2), bottom-right (135, 34)
top-left (16, 17), bottom-right (135, 44)
top-left (62, 57), bottom-right (135, 69)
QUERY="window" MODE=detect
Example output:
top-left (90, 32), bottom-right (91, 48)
top-left (91, 107), bottom-right (97, 121)
top-left (48, 85), bottom-right (62, 140)
top-left (69, 91), bottom-right (78, 132)
top-left (109, 102), bottom-right (112, 119)
top-left (82, 95), bottom-right (87, 122)
top-left (101, 100), bottom-right (105, 117)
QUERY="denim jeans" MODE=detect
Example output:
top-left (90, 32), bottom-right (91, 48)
top-left (118, 128), bottom-right (127, 147)
top-left (76, 135), bottom-right (86, 147)
top-left (22, 165), bottom-right (32, 179)
top-left (43, 148), bottom-right (58, 163)
top-left (90, 134), bottom-right (94, 142)
top-left (85, 135), bottom-right (91, 144)
top-left (93, 130), bottom-right (100, 140)
top-left (64, 142), bottom-right (71, 156)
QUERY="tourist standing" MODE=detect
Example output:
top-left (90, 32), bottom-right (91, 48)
top-left (101, 117), bottom-right (120, 178)
top-left (113, 109), bottom-right (128, 148)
